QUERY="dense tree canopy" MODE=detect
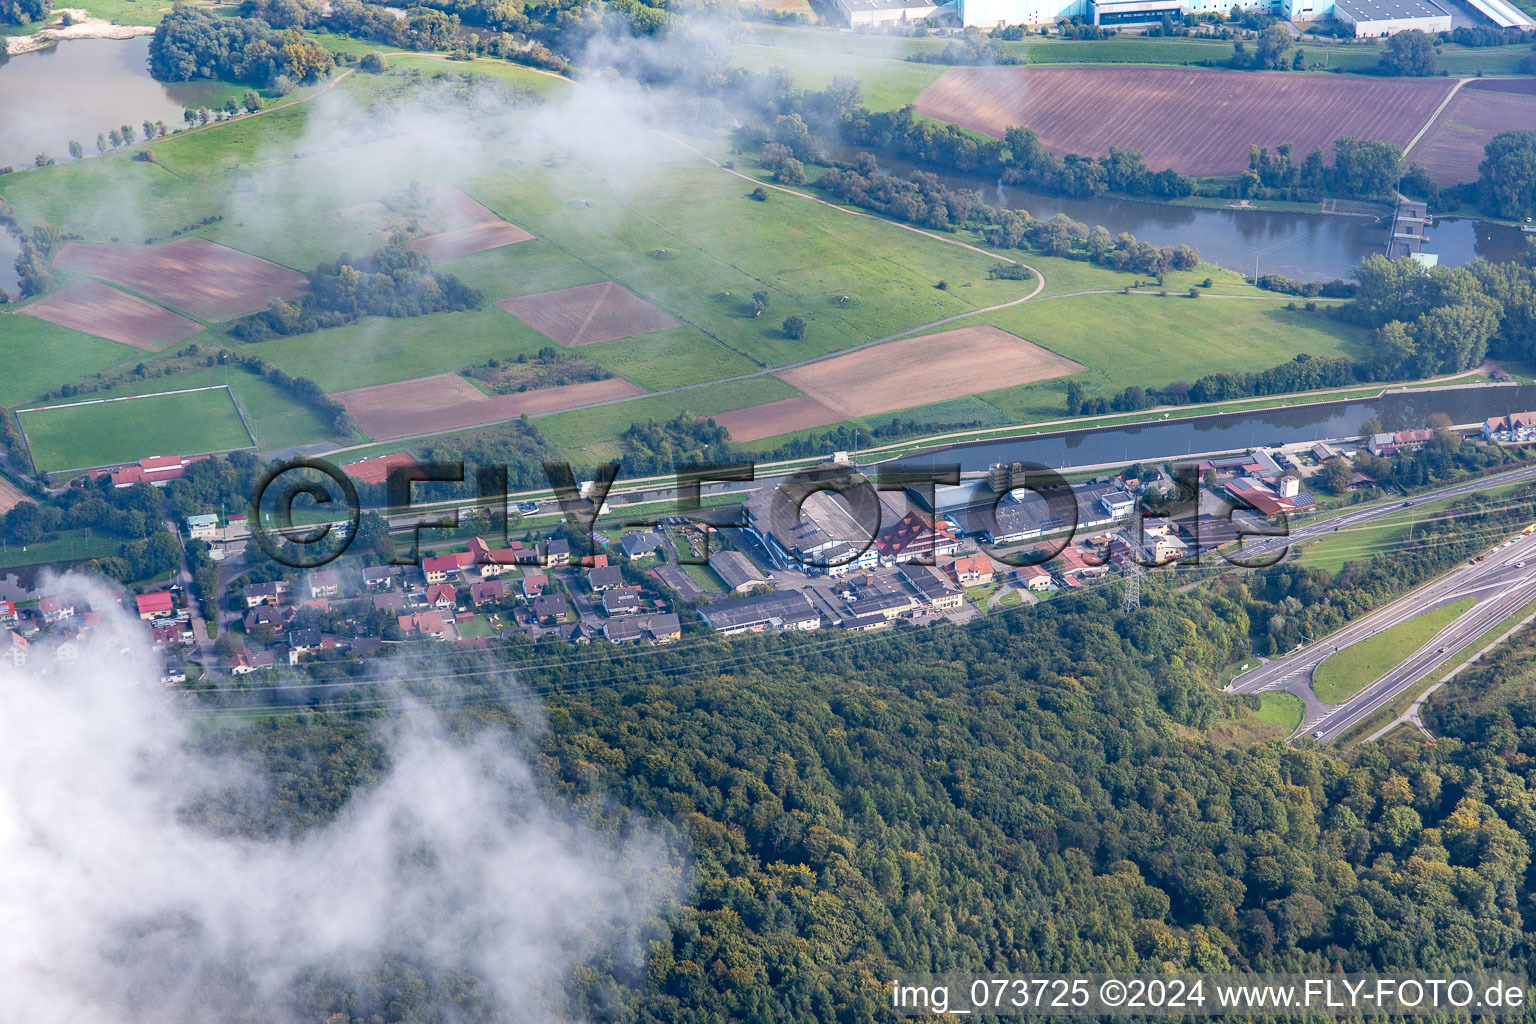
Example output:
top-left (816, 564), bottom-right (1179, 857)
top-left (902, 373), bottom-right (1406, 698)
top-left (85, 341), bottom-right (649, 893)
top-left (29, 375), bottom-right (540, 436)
top-left (1478, 131), bottom-right (1536, 222)
top-left (149, 5), bottom-right (333, 85)
top-left (0, 0), bottom-right (48, 24)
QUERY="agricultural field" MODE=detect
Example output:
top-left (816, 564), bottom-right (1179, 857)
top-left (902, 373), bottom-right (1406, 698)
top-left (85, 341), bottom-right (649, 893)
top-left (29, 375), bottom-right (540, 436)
top-left (331, 373), bottom-right (643, 440)
top-left (714, 324), bottom-right (1084, 441)
top-left (52, 237), bottom-right (307, 321)
top-left (0, 54), bottom-right (1396, 465)
top-left (913, 65), bottom-right (1454, 176)
top-left (739, 23), bottom-right (1532, 77)
top-left (18, 279), bottom-right (204, 350)
top-left (407, 185), bottom-right (535, 259)
top-left (18, 386), bottom-right (254, 471)
top-left (1408, 79), bottom-right (1536, 185)
top-left (496, 282), bottom-right (680, 346)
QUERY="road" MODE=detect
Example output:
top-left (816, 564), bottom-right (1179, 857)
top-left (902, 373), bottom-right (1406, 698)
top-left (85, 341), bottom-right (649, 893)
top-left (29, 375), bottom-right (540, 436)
top-left (1230, 527), bottom-right (1536, 743)
top-left (1232, 461), bottom-right (1536, 566)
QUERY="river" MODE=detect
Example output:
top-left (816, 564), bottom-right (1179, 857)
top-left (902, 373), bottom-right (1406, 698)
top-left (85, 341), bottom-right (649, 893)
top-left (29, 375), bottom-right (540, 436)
top-left (861, 152), bottom-right (1530, 282)
top-left (892, 383), bottom-right (1536, 474)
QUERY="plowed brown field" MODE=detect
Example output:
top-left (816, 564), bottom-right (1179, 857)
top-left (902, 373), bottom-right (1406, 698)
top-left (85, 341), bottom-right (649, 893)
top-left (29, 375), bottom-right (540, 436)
top-left (52, 238), bottom-right (306, 321)
top-left (495, 282), bottom-right (679, 346)
top-left (19, 280), bottom-right (203, 350)
top-left (913, 66), bottom-right (1454, 177)
top-left (332, 373), bottom-right (643, 440)
top-left (1409, 79), bottom-right (1536, 184)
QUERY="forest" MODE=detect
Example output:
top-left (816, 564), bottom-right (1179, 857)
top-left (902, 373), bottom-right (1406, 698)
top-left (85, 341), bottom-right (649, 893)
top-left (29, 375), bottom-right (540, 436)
top-left (229, 240), bottom-right (483, 342)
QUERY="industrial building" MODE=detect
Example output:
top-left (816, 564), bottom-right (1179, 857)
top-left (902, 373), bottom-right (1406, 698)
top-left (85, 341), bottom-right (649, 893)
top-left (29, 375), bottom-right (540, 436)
top-left (1333, 0), bottom-right (1450, 34)
top-left (743, 471), bottom-right (882, 578)
top-left (962, 0), bottom-right (1087, 26)
top-left (835, 0), bottom-right (945, 24)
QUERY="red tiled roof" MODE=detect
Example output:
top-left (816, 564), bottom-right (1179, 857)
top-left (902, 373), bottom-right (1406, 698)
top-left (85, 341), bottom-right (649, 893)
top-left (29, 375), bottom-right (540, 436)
top-left (136, 592), bottom-right (174, 614)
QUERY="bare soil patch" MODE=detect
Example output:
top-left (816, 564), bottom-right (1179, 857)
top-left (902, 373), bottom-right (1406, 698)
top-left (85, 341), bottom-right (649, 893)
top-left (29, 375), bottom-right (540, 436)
top-left (19, 280), bottom-right (203, 350)
top-left (332, 373), bottom-right (642, 440)
top-left (713, 395), bottom-right (844, 443)
top-left (410, 222), bottom-right (534, 260)
top-left (407, 185), bottom-right (534, 259)
top-left (53, 238), bottom-right (306, 322)
top-left (1409, 79), bottom-right (1536, 185)
top-left (778, 325), bottom-right (1083, 421)
top-left (913, 66), bottom-right (1453, 177)
top-left (495, 282), bottom-right (679, 346)
top-left (0, 475), bottom-right (29, 515)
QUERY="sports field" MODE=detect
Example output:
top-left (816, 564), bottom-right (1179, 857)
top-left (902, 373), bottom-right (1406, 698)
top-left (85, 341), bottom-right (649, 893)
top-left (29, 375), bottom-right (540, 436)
top-left (18, 387), bottom-right (255, 472)
top-left (913, 66), bottom-right (1453, 177)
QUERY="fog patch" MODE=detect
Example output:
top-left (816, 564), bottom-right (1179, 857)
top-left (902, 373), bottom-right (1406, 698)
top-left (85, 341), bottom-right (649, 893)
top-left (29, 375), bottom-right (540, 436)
top-left (0, 576), bottom-right (679, 1024)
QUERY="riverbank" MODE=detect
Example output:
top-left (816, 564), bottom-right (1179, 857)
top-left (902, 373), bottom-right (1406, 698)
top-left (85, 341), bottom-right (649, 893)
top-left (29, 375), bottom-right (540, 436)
top-left (4, 10), bottom-right (154, 55)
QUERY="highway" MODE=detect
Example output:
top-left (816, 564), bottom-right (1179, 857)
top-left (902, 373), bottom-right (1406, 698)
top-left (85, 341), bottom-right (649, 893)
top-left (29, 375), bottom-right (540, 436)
top-left (1229, 526), bottom-right (1536, 743)
top-left (1231, 462), bottom-right (1536, 565)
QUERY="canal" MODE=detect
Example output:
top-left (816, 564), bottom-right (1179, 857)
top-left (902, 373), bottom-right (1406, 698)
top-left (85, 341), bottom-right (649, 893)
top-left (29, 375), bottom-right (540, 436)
top-left (892, 383), bottom-right (1536, 474)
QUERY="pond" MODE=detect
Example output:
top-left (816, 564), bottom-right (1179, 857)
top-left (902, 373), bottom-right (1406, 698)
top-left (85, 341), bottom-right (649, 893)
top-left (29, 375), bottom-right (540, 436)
top-left (0, 36), bottom-right (227, 296)
top-left (858, 151), bottom-right (1529, 282)
top-left (0, 37), bottom-right (226, 172)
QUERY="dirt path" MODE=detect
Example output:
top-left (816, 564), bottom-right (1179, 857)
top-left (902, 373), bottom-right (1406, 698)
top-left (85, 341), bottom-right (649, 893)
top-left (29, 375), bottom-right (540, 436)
top-left (1401, 75), bottom-right (1472, 163)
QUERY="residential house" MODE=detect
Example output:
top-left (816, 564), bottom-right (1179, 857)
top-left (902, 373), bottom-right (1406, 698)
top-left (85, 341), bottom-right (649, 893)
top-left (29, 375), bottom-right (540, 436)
top-left (0, 630), bottom-right (29, 667)
top-left (640, 612), bottom-right (681, 644)
top-left (229, 649), bottom-right (275, 674)
top-left (363, 565), bottom-right (401, 591)
top-left (421, 554), bottom-right (461, 585)
top-left (243, 581), bottom-right (288, 608)
top-left (372, 592), bottom-right (410, 614)
top-left (545, 538), bottom-right (571, 567)
top-left (425, 583), bottom-right (457, 610)
top-left (602, 587), bottom-right (641, 616)
top-left (307, 570), bottom-right (341, 599)
top-left (135, 591), bottom-right (176, 620)
top-left (398, 611), bottom-right (453, 641)
top-left (944, 555), bottom-right (994, 587)
top-left (532, 594), bottom-right (568, 622)
top-left (587, 565), bottom-right (625, 592)
top-left (286, 627), bottom-right (323, 664)
top-left (1484, 412), bottom-right (1536, 443)
top-left (620, 531), bottom-right (667, 561)
top-left (469, 579), bottom-right (507, 607)
top-left (243, 605), bottom-right (288, 632)
top-left (39, 596), bottom-right (75, 622)
top-left (160, 659), bottom-right (188, 685)
top-left (520, 573), bottom-right (548, 599)
top-left (147, 620), bottom-right (183, 647)
top-left (0, 602), bottom-right (17, 628)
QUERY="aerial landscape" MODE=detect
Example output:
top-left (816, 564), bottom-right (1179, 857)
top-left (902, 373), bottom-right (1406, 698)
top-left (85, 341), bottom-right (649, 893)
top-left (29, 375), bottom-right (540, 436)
top-left (4, 0), bottom-right (1536, 1015)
